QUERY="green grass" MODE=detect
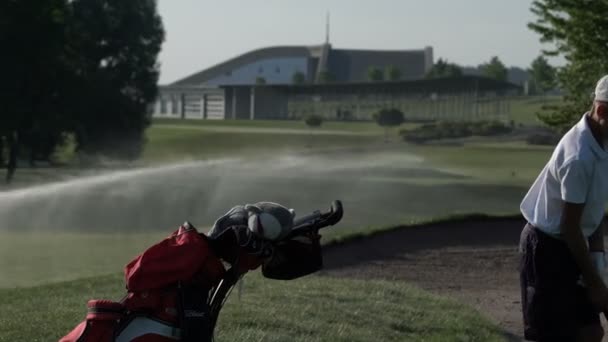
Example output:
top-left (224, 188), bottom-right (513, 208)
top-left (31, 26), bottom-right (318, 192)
top-left (142, 125), bottom-right (383, 163)
top-left (0, 232), bottom-right (167, 288)
top-left (153, 118), bottom-right (394, 133)
top-left (508, 95), bottom-right (562, 126)
top-left (0, 107), bottom-right (552, 342)
top-left (0, 273), bottom-right (505, 342)
top-left (408, 143), bottom-right (552, 187)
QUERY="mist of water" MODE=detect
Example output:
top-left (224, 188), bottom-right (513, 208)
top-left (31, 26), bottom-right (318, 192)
top-left (0, 151), bottom-right (427, 233)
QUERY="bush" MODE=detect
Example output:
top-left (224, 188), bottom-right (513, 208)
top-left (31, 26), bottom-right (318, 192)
top-left (526, 132), bottom-right (560, 146)
top-left (374, 108), bottom-right (405, 142)
top-left (400, 120), bottom-right (513, 143)
top-left (467, 121), bottom-right (512, 136)
top-left (304, 114), bottom-right (323, 128)
top-left (373, 109), bottom-right (405, 127)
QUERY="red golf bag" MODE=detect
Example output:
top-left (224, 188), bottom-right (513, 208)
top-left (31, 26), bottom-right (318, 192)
top-left (60, 223), bottom-right (228, 342)
top-left (60, 201), bottom-right (342, 342)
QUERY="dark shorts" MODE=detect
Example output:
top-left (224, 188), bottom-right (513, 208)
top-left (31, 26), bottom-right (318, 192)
top-left (519, 223), bottom-right (600, 341)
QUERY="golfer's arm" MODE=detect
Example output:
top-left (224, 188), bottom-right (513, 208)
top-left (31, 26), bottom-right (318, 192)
top-left (588, 218), bottom-right (606, 253)
top-left (561, 202), bottom-right (603, 287)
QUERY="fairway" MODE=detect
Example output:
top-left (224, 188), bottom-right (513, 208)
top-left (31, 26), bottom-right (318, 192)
top-left (0, 118), bottom-right (552, 341)
top-left (0, 121), bottom-right (553, 288)
top-left (508, 95), bottom-right (562, 126)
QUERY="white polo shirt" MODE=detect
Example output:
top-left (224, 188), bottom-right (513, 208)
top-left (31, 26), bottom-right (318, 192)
top-left (521, 113), bottom-right (608, 238)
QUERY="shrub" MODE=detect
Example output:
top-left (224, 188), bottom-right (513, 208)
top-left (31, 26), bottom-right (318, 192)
top-left (526, 132), bottom-right (560, 146)
top-left (400, 120), bottom-right (513, 143)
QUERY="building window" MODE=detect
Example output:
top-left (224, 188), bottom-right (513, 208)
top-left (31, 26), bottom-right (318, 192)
top-left (225, 70), bottom-right (232, 76)
top-left (276, 67), bottom-right (280, 73)
top-left (258, 67), bottom-right (264, 73)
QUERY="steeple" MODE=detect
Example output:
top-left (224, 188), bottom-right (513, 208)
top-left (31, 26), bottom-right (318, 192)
top-left (325, 11), bottom-right (330, 45)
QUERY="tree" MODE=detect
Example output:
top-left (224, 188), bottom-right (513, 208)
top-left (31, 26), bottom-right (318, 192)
top-left (528, 55), bottom-right (556, 95)
top-left (255, 77), bottom-right (267, 85)
top-left (0, 138), bottom-right (4, 167)
top-left (480, 56), bottom-right (508, 82)
top-left (368, 67), bottom-right (384, 82)
top-left (66, 0), bottom-right (165, 160)
top-left (529, 0), bottom-right (608, 132)
top-left (373, 109), bottom-right (405, 142)
top-left (292, 71), bottom-right (306, 85)
top-left (426, 58), bottom-right (463, 79)
top-left (0, 0), bottom-right (164, 181)
top-left (318, 71), bottom-right (334, 83)
top-left (0, 0), bottom-right (72, 182)
top-left (385, 66), bottom-right (402, 81)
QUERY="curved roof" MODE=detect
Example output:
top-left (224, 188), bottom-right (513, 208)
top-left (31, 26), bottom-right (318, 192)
top-left (171, 44), bottom-right (431, 86)
top-left (171, 45), bottom-right (320, 86)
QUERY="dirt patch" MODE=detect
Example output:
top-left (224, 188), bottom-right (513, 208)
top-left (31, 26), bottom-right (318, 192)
top-left (319, 217), bottom-right (526, 340)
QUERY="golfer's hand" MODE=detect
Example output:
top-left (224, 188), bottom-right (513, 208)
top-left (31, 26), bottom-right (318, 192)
top-left (588, 282), bottom-right (608, 312)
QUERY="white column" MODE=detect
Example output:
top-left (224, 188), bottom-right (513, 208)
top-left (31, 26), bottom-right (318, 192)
top-left (250, 87), bottom-right (255, 120)
top-left (199, 94), bottom-right (207, 120)
top-left (232, 89), bottom-right (237, 120)
top-left (167, 99), bottom-right (174, 117)
top-left (154, 100), bottom-right (161, 117)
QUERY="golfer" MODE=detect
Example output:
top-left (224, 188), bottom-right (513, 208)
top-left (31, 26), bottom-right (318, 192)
top-left (520, 75), bottom-right (608, 342)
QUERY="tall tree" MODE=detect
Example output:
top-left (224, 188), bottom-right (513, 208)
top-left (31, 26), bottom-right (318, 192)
top-left (385, 66), bottom-right (402, 81)
top-left (68, 0), bottom-right (165, 159)
top-left (426, 58), bottom-right (463, 79)
top-left (528, 55), bottom-right (556, 95)
top-left (480, 56), bottom-right (508, 82)
top-left (529, 0), bottom-right (608, 132)
top-left (0, 0), bottom-right (71, 182)
top-left (368, 67), bottom-right (384, 82)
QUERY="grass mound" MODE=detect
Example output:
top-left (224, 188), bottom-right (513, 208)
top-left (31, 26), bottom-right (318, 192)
top-left (0, 273), bottom-right (505, 342)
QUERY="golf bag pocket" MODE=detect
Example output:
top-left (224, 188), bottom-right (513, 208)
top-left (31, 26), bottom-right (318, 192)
top-left (262, 235), bottom-right (322, 280)
top-left (60, 300), bottom-right (124, 342)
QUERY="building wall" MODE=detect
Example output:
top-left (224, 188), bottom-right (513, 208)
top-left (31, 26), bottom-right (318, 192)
top-left (224, 87), bottom-right (252, 120)
top-left (205, 57), bottom-right (309, 86)
top-left (152, 87), bottom-right (225, 120)
top-left (254, 87), bottom-right (289, 120)
top-left (286, 91), bottom-right (511, 122)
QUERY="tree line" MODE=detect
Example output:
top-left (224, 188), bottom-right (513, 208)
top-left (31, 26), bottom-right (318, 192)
top-left (0, 0), bottom-right (164, 182)
top-left (529, 0), bottom-right (608, 133)
top-left (305, 55), bottom-right (557, 95)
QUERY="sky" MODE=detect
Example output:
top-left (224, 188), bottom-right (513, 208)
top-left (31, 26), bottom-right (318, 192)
top-left (157, 0), bottom-right (559, 84)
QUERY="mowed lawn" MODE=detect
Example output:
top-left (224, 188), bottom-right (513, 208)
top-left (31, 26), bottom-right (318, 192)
top-left (0, 272), bottom-right (506, 342)
top-left (152, 118), bottom-right (392, 132)
top-left (142, 123), bottom-right (381, 163)
top-left (0, 120), bottom-right (553, 288)
top-left (508, 95), bottom-right (562, 126)
top-left (0, 114), bottom-right (554, 342)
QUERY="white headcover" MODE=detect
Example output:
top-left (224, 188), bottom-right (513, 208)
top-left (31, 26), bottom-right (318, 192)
top-left (245, 202), bottom-right (295, 241)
